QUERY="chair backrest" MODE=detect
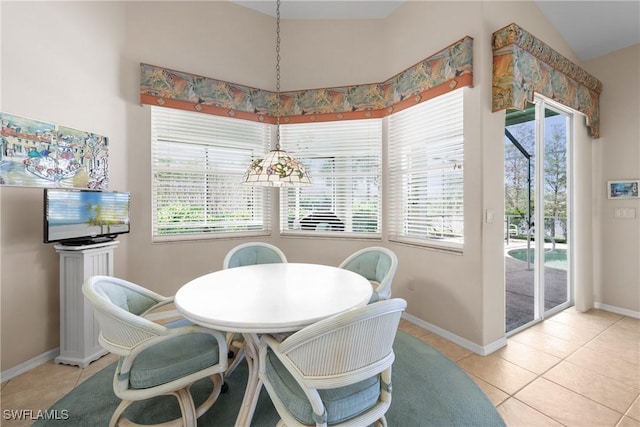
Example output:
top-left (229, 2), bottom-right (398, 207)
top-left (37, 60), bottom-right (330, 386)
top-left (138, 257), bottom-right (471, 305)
top-left (82, 275), bottom-right (170, 354)
top-left (338, 246), bottom-right (398, 300)
top-left (223, 242), bottom-right (287, 269)
top-left (275, 298), bottom-right (406, 388)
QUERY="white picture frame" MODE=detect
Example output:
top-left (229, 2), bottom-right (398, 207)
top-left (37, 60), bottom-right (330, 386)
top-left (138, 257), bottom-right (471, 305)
top-left (608, 180), bottom-right (639, 199)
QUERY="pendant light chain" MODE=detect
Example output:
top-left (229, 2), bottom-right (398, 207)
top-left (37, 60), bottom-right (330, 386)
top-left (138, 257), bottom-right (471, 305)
top-left (241, 0), bottom-right (311, 186)
top-left (275, 0), bottom-right (281, 150)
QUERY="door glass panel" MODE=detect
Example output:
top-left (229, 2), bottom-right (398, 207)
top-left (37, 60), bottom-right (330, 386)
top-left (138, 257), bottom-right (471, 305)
top-left (542, 107), bottom-right (569, 314)
top-left (504, 104), bottom-right (537, 332)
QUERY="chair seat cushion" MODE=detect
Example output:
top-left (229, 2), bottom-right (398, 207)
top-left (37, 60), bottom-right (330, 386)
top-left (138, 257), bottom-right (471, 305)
top-left (164, 318), bottom-right (193, 328)
top-left (129, 333), bottom-right (219, 389)
top-left (265, 350), bottom-right (380, 425)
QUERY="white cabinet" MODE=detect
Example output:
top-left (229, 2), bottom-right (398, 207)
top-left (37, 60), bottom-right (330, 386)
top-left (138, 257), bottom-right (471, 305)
top-left (54, 241), bottom-right (118, 367)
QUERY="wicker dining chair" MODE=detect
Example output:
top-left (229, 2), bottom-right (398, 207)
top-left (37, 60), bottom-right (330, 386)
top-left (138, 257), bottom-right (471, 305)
top-left (223, 242), bottom-right (288, 375)
top-left (338, 246), bottom-right (398, 303)
top-left (82, 275), bottom-right (228, 427)
top-left (258, 298), bottom-right (407, 427)
top-left (223, 242), bottom-right (288, 269)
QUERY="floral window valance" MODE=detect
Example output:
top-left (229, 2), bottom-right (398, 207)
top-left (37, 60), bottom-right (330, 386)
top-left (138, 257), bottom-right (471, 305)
top-left (140, 36), bottom-right (473, 125)
top-left (492, 23), bottom-right (602, 138)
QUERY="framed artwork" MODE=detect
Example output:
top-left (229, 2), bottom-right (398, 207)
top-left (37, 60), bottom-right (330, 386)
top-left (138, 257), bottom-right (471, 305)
top-left (608, 180), bottom-right (639, 199)
top-left (0, 112), bottom-right (108, 189)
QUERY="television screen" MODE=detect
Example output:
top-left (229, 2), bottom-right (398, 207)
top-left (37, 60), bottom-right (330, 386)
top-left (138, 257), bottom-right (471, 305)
top-left (44, 188), bottom-right (130, 245)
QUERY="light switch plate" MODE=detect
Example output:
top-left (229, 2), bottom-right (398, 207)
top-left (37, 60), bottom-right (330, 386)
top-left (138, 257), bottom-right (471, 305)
top-left (615, 207), bottom-right (637, 219)
top-left (486, 209), bottom-right (494, 223)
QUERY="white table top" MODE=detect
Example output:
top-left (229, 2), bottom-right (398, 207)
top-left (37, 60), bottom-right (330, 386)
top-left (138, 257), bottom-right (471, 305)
top-left (175, 263), bottom-right (372, 334)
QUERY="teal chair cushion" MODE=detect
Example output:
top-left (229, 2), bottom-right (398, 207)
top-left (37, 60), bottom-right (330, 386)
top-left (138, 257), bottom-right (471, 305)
top-left (98, 283), bottom-right (158, 316)
top-left (164, 318), bottom-right (193, 328)
top-left (128, 333), bottom-right (220, 389)
top-left (265, 350), bottom-right (380, 424)
top-left (343, 252), bottom-right (391, 284)
top-left (227, 247), bottom-right (284, 268)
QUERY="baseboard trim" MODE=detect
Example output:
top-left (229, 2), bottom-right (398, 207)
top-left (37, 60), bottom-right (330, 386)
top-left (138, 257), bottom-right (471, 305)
top-left (1, 348), bottom-right (59, 383)
top-left (594, 302), bottom-right (640, 319)
top-left (401, 313), bottom-right (507, 356)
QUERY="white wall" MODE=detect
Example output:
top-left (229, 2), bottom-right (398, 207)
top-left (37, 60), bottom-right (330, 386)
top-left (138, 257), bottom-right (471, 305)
top-left (586, 44), bottom-right (640, 314)
top-left (1, 1), bottom-right (129, 370)
top-left (2, 0), bottom-right (636, 373)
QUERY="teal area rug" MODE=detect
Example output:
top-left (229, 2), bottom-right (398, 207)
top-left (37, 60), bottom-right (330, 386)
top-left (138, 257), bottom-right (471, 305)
top-left (35, 331), bottom-right (504, 426)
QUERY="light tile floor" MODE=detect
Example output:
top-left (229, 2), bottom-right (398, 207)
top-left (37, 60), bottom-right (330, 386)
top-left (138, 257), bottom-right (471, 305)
top-left (399, 307), bottom-right (639, 426)
top-left (1, 307), bottom-right (639, 426)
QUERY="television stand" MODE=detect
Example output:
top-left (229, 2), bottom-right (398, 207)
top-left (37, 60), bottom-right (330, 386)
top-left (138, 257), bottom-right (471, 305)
top-left (54, 241), bottom-right (119, 367)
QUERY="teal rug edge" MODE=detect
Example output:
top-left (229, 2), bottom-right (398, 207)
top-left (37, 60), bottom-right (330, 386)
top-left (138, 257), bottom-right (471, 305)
top-left (34, 331), bottom-right (505, 427)
top-left (390, 331), bottom-right (505, 427)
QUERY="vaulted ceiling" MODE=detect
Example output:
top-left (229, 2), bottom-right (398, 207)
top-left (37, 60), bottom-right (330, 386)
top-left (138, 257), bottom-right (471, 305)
top-left (231, 0), bottom-right (640, 61)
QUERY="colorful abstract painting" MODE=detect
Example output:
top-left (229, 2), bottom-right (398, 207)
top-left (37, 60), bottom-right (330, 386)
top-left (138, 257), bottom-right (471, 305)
top-left (0, 112), bottom-right (109, 189)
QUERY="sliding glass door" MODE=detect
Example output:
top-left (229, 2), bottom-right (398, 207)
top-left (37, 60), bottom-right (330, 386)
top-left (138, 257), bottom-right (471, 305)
top-left (504, 95), bottom-right (573, 334)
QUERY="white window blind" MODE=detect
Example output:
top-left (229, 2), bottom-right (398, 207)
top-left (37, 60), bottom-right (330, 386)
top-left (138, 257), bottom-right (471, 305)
top-left (279, 119), bottom-right (382, 235)
top-left (151, 107), bottom-right (271, 241)
top-left (388, 90), bottom-right (464, 249)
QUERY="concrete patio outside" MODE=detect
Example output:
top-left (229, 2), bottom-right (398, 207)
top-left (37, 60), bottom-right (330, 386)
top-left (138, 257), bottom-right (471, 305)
top-left (505, 241), bottom-right (569, 332)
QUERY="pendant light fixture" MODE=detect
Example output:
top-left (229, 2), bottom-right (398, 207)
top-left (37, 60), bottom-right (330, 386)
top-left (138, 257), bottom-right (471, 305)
top-left (242, 0), bottom-right (312, 187)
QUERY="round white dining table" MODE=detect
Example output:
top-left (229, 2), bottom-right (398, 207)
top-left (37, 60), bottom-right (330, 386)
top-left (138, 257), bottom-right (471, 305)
top-left (174, 262), bottom-right (372, 427)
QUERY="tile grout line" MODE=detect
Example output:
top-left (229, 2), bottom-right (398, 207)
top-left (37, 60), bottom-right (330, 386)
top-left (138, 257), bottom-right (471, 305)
top-left (500, 316), bottom-right (638, 425)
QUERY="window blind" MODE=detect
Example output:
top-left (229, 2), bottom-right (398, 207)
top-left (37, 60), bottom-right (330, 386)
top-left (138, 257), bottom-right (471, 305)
top-left (388, 90), bottom-right (464, 249)
top-left (151, 107), bottom-right (271, 241)
top-left (279, 119), bottom-right (382, 236)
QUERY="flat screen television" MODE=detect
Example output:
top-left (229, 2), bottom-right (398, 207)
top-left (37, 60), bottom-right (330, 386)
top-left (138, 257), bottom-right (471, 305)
top-left (44, 188), bottom-right (130, 246)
